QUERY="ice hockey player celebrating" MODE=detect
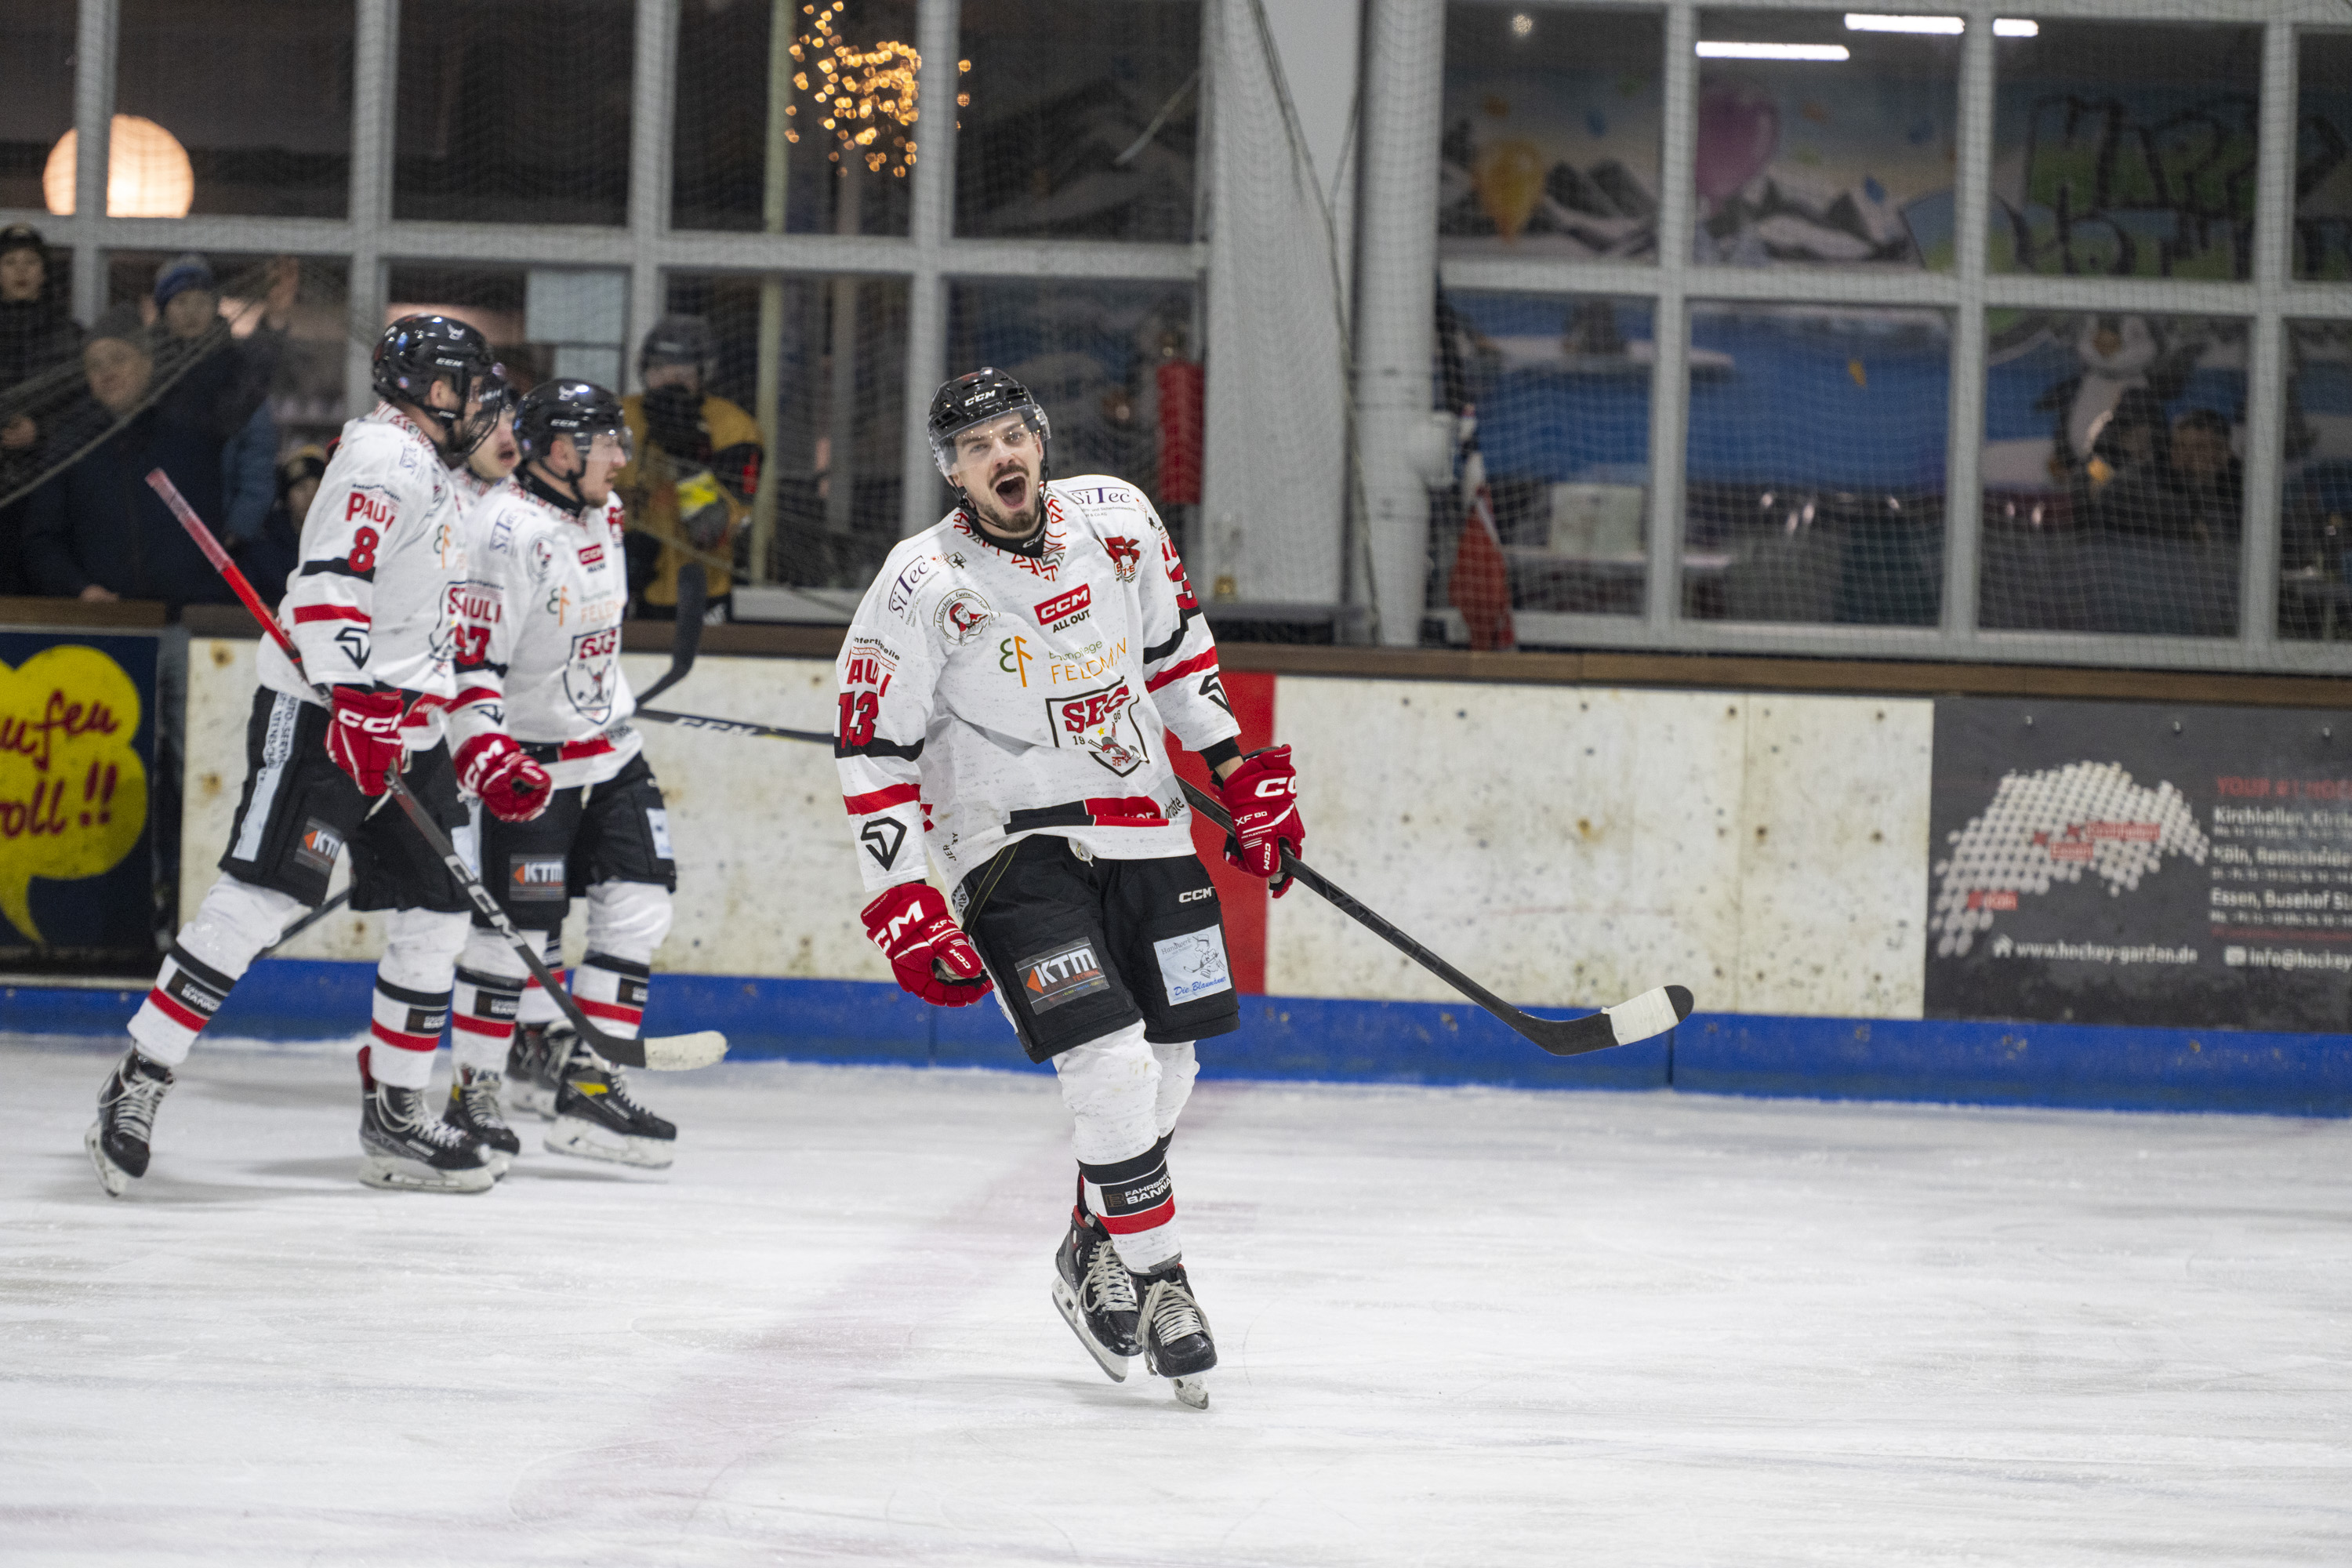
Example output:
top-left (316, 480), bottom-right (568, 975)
top-left (89, 315), bottom-right (529, 1197)
top-left (834, 368), bottom-right (1307, 1408)
top-left (445, 379), bottom-right (681, 1171)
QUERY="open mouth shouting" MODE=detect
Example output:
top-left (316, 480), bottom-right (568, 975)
top-left (991, 464), bottom-right (1032, 515)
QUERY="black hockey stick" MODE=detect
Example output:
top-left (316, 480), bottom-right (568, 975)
top-left (635, 563), bottom-right (706, 704)
top-left (380, 770), bottom-right (724, 1072)
top-left (1174, 779), bottom-right (1693, 1058)
top-left (633, 706), bottom-right (833, 746)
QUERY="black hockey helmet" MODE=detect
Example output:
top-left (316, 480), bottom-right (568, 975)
top-left (639, 313), bottom-right (714, 377)
top-left (927, 367), bottom-right (1051, 480)
top-left (372, 314), bottom-right (506, 456)
top-left (514, 378), bottom-right (632, 469)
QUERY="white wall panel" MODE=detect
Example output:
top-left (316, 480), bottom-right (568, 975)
top-left (1733, 696), bottom-right (1933, 1019)
top-left (1266, 679), bottom-right (1748, 1010)
top-left (184, 648), bottom-right (1933, 1014)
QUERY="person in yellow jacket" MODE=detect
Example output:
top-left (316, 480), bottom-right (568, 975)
top-left (617, 314), bottom-right (764, 621)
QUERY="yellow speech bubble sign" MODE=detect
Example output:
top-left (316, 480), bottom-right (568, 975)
top-left (0, 645), bottom-right (150, 944)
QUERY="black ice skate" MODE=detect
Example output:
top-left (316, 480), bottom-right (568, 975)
top-left (85, 1048), bottom-right (173, 1198)
top-left (444, 1065), bottom-right (520, 1177)
top-left (544, 1038), bottom-right (676, 1169)
top-left (506, 1023), bottom-right (567, 1120)
top-left (358, 1051), bottom-right (495, 1193)
top-left (1052, 1207), bottom-right (1142, 1381)
top-left (1134, 1259), bottom-right (1217, 1410)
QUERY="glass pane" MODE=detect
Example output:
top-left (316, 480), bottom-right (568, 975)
top-left (1432, 292), bottom-right (1652, 622)
top-left (1979, 310), bottom-right (2244, 638)
top-left (1991, 20), bottom-right (2259, 280)
top-left (394, 0), bottom-right (633, 226)
top-left (1683, 303), bottom-right (1949, 626)
top-left (384, 263), bottom-right (630, 394)
top-left (0, 0), bottom-right (74, 212)
top-left (103, 251), bottom-right (354, 454)
top-left (1692, 9), bottom-right (1957, 270)
top-left (955, 0), bottom-right (1201, 241)
top-left (116, 0), bottom-right (354, 219)
top-left (946, 278), bottom-right (1198, 521)
top-left (1439, 5), bottom-right (1662, 261)
top-left (2279, 321), bottom-right (2352, 642)
top-left (2297, 33), bottom-right (2352, 282)
top-left (671, 0), bottom-right (917, 236)
top-left (662, 272), bottom-right (910, 590)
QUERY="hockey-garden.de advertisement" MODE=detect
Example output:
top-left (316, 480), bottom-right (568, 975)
top-left (0, 630), bottom-right (159, 970)
top-left (1927, 695), bottom-right (2352, 1032)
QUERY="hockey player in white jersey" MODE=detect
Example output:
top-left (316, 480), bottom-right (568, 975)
top-left (444, 379), bottom-right (681, 1171)
top-left (835, 369), bottom-right (1308, 1407)
top-left (452, 404), bottom-right (521, 506)
top-left (89, 315), bottom-right (542, 1197)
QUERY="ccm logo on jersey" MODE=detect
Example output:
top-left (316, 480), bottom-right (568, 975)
top-left (1018, 939), bottom-right (1111, 1013)
top-left (577, 541), bottom-right (605, 568)
top-left (1034, 583), bottom-right (1091, 631)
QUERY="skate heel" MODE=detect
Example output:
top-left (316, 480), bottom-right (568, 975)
top-left (544, 1041), bottom-right (676, 1169)
top-left (1052, 1275), bottom-right (1131, 1383)
top-left (544, 1114), bottom-right (674, 1169)
top-left (1171, 1376), bottom-right (1210, 1410)
top-left (358, 1148), bottom-right (495, 1192)
top-left (85, 1123), bottom-right (132, 1198)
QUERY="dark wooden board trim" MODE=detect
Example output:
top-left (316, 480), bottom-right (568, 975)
top-left (144, 608), bottom-right (2352, 711)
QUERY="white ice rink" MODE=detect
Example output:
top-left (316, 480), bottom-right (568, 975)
top-left (4, 1033), bottom-right (2349, 1566)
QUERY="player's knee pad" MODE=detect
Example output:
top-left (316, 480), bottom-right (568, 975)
top-left (1052, 1020), bottom-right (1161, 1166)
top-left (377, 906), bottom-right (472, 993)
top-left (583, 880), bottom-right (672, 964)
top-left (180, 874), bottom-right (306, 977)
top-left (1151, 1039), bottom-right (1197, 1136)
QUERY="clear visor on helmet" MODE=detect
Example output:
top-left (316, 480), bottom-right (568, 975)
top-left (931, 403), bottom-right (1050, 477)
top-left (575, 423), bottom-right (633, 466)
top-left (448, 368), bottom-right (510, 458)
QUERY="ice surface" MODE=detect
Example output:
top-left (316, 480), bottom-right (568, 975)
top-left (4, 1033), bottom-right (2350, 1565)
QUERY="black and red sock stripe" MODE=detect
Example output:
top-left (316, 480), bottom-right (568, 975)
top-left (1080, 1132), bottom-right (1176, 1237)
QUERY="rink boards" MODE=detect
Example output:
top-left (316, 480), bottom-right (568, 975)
top-left (24, 638), bottom-right (2337, 1116)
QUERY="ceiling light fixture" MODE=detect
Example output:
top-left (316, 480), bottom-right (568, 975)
top-left (1843, 13), bottom-right (1964, 34)
top-left (1695, 41), bottom-right (1851, 60)
top-left (1993, 17), bottom-right (2039, 36)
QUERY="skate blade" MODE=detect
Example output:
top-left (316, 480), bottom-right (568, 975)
top-left (1171, 1376), bottom-right (1210, 1410)
top-left (544, 1118), bottom-right (674, 1169)
top-left (358, 1154), bottom-right (495, 1193)
top-left (487, 1149), bottom-right (514, 1179)
top-left (84, 1124), bottom-right (132, 1199)
top-left (1051, 1278), bottom-right (1131, 1384)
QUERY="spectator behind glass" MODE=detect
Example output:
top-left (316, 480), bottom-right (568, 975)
top-left (0, 223), bottom-right (85, 594)
top-left (238, 442), bottom-right (325, 608)
top-left (150, 252), bottom-right (294, 464)
top-left (19, 305), bottom-right (241, 609)
top-left (2167, 409), bottom-right (2243, 546)
top-left (617, 314), bottom-right (764, 622)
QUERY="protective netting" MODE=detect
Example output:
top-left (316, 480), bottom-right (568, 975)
top-left (954, 0), bottom-right (1201, 244)
top-left (392, 0), bottom-right (635, 227)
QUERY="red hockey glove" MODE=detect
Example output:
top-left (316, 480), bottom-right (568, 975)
top-left (325, 685), bottom-right (411, 797)
top-left (454, 731), bottom-right (553, 823)
top-left (862, 883), bottom-right (993, 1007)
top-left (1216, 743), bottom-right (1305, 898)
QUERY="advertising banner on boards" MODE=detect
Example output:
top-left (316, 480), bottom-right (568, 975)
top-left (0, 630), bottom-right (162, 969)
top-left (1926, 695), bottom-right (2352, 1032)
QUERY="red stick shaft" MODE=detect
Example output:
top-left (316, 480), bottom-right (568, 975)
top-left (145, 467), bottom-right (303, 669)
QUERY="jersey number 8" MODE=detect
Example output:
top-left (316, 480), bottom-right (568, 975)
top-left (350, 525), bottom-right (380, 575)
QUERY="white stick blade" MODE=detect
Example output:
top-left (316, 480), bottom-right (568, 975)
top-left (1603, 988), bottom-right (1682, 1046)
top-left (641, 1030), bottom-right (729, 1071)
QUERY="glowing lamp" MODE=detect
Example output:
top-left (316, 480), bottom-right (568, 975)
top-left (42, 115), bottom-right (195, 218)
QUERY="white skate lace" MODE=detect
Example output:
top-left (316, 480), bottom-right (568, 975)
top-left (1083, 1233), bottom-right (1138, 1315)
top-left (383, 1086), bottom-right (475, 1149)
top-left (1141, 1275), bottom-right (1209, 1346)
top-left (459, 1073), bottom-right (509, 1130)
top-left (107, 1062), bottom-right (169, 1142)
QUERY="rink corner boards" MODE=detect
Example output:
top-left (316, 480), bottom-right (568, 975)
top-left (7, 960), bottom-right (2349, 1119)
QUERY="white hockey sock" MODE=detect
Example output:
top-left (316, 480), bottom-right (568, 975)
top-left (367, 909), bottom-right (467, 1090)
top-left (573, 952), bottom-right (651, 1039)
top-left (451, 964), bottom-right (523, 1073)
top-left (515, 932), bottom-right (564, 1027)
top-left (128, 877), bottom-right (305, 1067)
top-left (1055, 1022), bottom-right (1182, 1272)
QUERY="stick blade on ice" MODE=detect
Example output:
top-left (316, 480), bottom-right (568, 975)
top-left (1519, 984), bottom-right (1695, 1058)
top-left (640, 1030), bottom-right (728, 1072)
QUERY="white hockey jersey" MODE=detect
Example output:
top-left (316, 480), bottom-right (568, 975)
top-left (257, 403), bottom-right (467, 742)
top-left (834, 477), bottom-right (1241, 898)
top-left (447, 476), bottom-right (639, 789)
